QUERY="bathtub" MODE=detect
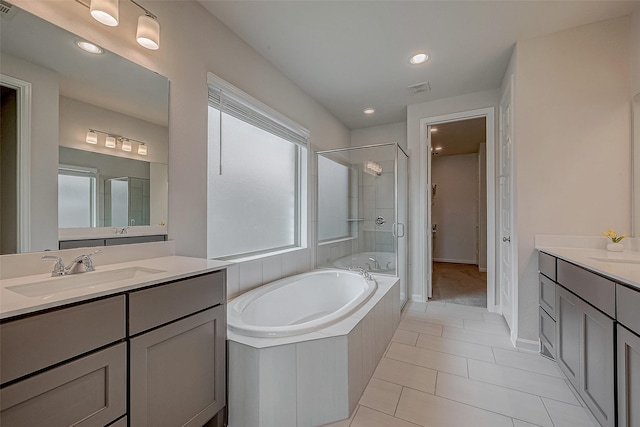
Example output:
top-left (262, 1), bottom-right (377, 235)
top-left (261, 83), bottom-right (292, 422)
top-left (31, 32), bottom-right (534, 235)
top-left (333, 251), bottom-right (396, 274)
top-left (227, 269), bottom-right (376, 338)
top-left (227, 270), bottom-right (401, 427)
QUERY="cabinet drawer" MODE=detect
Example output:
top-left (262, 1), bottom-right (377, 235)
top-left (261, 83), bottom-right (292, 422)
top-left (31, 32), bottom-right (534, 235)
top-left (129, 270), bottom-right (225, 335)
top-left (0, 295), bottom-right (126, 385)
top-left (0, 343), bottom-right (127, 427)
top-left (539, 274), bottom-right (556, 320)
top-left (556, 260), bottom-right (615, 318)
top-left (539, 252), bottom-right (556, 280)
top-left (617, 284), bottom-right (640, 334)
top-left (539, 307), bottom-right (556, 359)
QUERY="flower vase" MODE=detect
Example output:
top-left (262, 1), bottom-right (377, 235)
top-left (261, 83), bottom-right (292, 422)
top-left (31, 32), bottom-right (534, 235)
top-left (607, 242), bottom-right (624, 252)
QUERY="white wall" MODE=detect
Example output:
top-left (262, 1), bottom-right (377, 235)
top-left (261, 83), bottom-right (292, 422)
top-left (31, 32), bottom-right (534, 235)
top-left (351, 121), bottom-right (407, 151)
top-left (478, 143), bottom-right (487, 271)
top-left (14, 0), bottom-right (350, 299)
top-left (407, 90), bottom-right (500, 301)
top-left (432, 153), bottom-right (479, 264)
top-left (513, 16), bottom-right (631, 341)
top-left (0, 52), bottom-right (59, 252)
top-left (632, 6), bottom-right (640, 96)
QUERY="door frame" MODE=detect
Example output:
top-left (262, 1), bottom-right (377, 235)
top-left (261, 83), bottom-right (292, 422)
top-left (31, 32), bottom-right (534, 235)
top-left (419, 107), bottom-right (497, 312)
top-left (1, 74), bottom-right (32, 253)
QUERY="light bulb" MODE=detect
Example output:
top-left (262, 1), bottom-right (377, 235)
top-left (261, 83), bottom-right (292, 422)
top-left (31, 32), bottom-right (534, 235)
top-left (105, 136), bottom-right (116, 148)
top-left (137, 143), bottom-right (148, 155)
top-left (136, 15), bottom-right (160, 50)
top-left (86, 130), bottom-right (98, 144)
top-left (122, 139), bottom-right (132, 152)
top-left (90, 0), bottom-right (119, 27)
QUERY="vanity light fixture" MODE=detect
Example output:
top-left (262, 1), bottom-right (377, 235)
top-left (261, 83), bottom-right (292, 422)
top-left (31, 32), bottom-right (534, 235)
top-left (121, 139), bottom-right (132, 152)
top-left (137, 143), bottom-right (147, 155)
top-left (75, 40), bottom-right (104, 54)
top-left (364, 161), bottom-right (383, 177)
top-left (86, 130), bottom-right (98, 144)
top-left (409, 53), bottom-right (429, 65)
top-left (363, 108), bottom-right (375, 115)
top-left (105, 135), bottom-right (117, 148)
top-left (79, 0), bottom-right (161, 50)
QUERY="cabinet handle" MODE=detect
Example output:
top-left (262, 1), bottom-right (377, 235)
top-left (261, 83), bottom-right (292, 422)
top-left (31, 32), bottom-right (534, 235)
top-left (503, 236), bottom-right (511, 243)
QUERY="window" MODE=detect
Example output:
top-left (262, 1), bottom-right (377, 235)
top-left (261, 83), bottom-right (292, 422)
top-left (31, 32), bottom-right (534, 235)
top-left (317, 155), bottom-right (351, 242)
top-left (207, 74), bottom-right (308, 259)
top-left (58, 165), bottom-right (97, 228)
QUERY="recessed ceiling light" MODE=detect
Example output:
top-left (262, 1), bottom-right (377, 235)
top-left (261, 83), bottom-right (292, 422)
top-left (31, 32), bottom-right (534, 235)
top-left (75, 40), bottom-right (104, 54)
top-left (409, 53), bottom-right (429, 65)
top-left (430, 127), bottom-right (438, 133)
top-left (363, 108), bottom-right (375, 115)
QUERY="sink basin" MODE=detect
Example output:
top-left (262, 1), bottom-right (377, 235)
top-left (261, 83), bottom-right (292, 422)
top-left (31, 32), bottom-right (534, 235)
top-left (588, 257), bottom-right (640, 265)
top-left (7, 267), bottom-right (166, 297)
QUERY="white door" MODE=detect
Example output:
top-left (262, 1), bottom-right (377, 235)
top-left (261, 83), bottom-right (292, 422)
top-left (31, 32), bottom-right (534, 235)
top-left (499, 77), bottom-right (516, 333)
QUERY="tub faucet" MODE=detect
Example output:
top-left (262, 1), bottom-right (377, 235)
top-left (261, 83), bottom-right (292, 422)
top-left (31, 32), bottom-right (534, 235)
top-left (368, 257), bottom-right (380, 270)
top-left (349, 266), bottom-right (371, 280)
top-left (42, 250), bottom-right (102, 276)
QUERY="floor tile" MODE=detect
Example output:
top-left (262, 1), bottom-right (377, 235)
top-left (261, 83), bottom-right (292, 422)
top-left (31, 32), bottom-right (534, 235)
top-left (320, 406), bottom-right (358, 427)
top-left (513, 420), bottom-right (543, 427)
top-left (395, 387), bottom-right (514, 427)
top-left (426, 304), bottom-right (485, 321)
top-left (492, 348), bottom-right (565, 378)
top-left (391, 329), bottom-right (419, 346)
top-left (542, 398), bottom-right (599, 427)
top-left (406, 301), bottom-right (428, 313)
top-left (359, 378), bottom-right (403, 415)
top-left (373, 357), bottom-right (437, 394)
top-left (463, 318), bottom-right (511, 336)
top-left (468, 359), bottom-right (580, 405)
top-left (403, 310), bottom-right (464, 328)
top-left (442, 326), bottom-right (514, 349)
top-left (398, 319), bottom-right (443, 337)
top-left (416, 333), bottom-right (495, 362)
top-left (351, 405), bottom-right (421, 427)
top-left (435, 372), bottom-right (553, 427)
top-left (386, 342), bottom-right (468, 377)
top-left (482, 311), bottom-right (508, 324)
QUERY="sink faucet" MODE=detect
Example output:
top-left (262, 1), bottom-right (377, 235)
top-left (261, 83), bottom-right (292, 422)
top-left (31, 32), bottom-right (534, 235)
top-left (42, 250), bottom-right (102, 276)
top-left (349, 266), bottom-right (372, 280)
top-left (368, 257), bottom-right (380, 270)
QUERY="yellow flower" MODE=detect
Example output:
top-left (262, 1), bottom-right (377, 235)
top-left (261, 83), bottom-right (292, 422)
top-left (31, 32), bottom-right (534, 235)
top-left (603, 229), bottom-right (627, 243)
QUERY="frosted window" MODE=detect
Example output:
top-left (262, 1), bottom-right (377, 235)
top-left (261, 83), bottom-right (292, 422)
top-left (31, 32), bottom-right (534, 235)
top-left (58, 173), bottom-right (95, 228)
top-left (110, 179), bottom-right (129, 227)
top-left (317, 156), bottom-right (349, 241)
top-left (207, 106), bottom-right (303, 258)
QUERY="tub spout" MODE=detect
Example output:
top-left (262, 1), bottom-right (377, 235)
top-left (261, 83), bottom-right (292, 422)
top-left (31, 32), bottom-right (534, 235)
top-left (349, 266), bottom-right (372, 280)
top-left (368, 257), bottom-right (380, 269)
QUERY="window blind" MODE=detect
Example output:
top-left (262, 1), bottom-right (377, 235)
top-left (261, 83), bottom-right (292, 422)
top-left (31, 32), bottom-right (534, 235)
top-left (208, 86), bottom-right (308, 147)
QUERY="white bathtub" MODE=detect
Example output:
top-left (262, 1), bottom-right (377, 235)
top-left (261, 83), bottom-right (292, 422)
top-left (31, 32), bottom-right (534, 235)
top-left (227, 269), bottom-right (377, 338)
top-left (333, 251), bottom-right (396, 274)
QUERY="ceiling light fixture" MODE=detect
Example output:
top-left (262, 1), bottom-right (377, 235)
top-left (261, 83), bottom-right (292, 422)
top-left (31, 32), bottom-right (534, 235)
top-left (81, 0), bottom-right (161, 50)
top-left (105, 135), bottom-right (117, 148)
top-left (121, 139), bottom-right (132, 152)
top-left (75, 40), bottom-right (104, 54)
top-left (137, 143), bottom-right (148, 155)
top-left (90, 0), bottom-right (119, 26)
top-left (409, 53), bottom-right (429, 65)
top-left (86, 130), bottom-right (98, 144)
top-left (85, 129), bottom-right (149, 156)
top-left (363, 108), bottom-right (375, 115)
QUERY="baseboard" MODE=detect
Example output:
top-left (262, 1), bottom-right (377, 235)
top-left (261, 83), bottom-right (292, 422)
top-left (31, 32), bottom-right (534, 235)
top-left (478, 267), bottom-right (487, 272)
top-left (411, 293), bottom-right (425, 303)
top-left (433, 258), bottom-right (477, 264)
top-left (514, 337), bottom-right (540, 353)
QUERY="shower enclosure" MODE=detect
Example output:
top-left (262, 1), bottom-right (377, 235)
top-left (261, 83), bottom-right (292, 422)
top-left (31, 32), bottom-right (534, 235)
top-left (316, 142), bottom-right (409, 308)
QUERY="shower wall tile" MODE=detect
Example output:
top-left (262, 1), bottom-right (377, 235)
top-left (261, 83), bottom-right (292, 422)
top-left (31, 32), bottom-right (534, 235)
top-left (376, 173), bottom-right (394, 209)
top-left (239, 259), bottom-right (263, 293)
top-left (262, 255), bottom-right (282, 284)
top-left (226, 263), bottom-right (240, 300)
top-left (296, 249), bottom-right (312, 274)
top-left (281, 251), bottom-right (298, 277)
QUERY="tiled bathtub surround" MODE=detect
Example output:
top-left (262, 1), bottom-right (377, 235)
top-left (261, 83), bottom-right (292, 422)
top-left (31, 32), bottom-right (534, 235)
top-left (323, 301), bottom-right (598, 427)
top-left (227, 275), bottom-right (400, 427)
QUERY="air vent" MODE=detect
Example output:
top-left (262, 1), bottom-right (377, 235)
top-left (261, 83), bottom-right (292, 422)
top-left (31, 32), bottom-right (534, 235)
top-left (0, 0), bottom-right (18, 20)
top-left (408, 81), bottom-right (431, 95)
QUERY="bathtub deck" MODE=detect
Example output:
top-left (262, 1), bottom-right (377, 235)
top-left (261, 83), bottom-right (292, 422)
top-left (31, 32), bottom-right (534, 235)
top-left (322, 300), bottom-right (598, 427)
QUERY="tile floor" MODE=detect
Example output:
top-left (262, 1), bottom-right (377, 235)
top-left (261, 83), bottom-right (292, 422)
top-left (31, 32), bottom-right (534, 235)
top-left (323, 301), bottom-right (598, 427)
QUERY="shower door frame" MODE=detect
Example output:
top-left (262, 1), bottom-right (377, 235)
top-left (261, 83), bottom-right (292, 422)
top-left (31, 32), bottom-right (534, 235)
top-left (315, 142), bottom-right (409, 309)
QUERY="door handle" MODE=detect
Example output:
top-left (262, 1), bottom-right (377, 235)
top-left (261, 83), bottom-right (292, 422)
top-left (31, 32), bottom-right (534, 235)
top-left (393, 223), bottom-right (405, 238)
top-left (503, 236), bottom-right (511, 243)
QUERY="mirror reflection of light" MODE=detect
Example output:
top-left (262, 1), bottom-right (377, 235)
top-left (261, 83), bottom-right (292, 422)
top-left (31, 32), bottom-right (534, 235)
top-left (75, 40), bottom-right (104, 54)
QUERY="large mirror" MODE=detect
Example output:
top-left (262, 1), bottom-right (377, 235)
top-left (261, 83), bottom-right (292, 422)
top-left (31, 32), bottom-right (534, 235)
top-left (0, 4), bottom-right (169, 254)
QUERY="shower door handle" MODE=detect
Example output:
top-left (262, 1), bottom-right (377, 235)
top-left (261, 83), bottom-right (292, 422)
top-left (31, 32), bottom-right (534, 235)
top-left (393, 223), bottom-right (406, 238)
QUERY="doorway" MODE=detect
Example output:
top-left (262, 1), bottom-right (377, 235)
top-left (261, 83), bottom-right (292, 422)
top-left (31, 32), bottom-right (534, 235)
top-left (429, 118), bottom-right (487, 307)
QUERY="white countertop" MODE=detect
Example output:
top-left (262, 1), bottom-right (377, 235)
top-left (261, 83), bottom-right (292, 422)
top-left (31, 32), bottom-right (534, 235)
top-left (536, 246), bottom-right (640, 291)
top-left (0, 256), bottom-right (231, 320)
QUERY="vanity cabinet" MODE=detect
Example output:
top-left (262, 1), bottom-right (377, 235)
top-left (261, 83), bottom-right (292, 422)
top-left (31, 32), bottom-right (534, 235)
top-left (128, 271), bottom-right (226, 427)
top-left (616, 284), bottom-right (640, 427)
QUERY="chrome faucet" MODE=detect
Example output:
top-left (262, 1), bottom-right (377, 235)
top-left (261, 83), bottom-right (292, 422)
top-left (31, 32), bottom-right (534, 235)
top-left (349, 266), bottom-right (372, 280)
top-left (42, 250), bottom-right (102, 276)
top-left (368, 257), bottom-right (380, 270)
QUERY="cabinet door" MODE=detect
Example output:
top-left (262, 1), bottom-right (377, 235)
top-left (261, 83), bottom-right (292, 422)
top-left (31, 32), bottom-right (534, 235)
top-left (618, 325), bottom-right (640, 427)
top-left (130, 305), bottom-right (226, 427)
top-left (0, 343), bottom-right (126, 427)
top-left (556, 286), bottom-right (580, 387)
top-left (579, 300), bottom-right (615, 427)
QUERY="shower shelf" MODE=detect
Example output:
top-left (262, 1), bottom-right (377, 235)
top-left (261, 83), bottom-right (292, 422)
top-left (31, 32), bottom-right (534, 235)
top-left (346, 219), bottom-right (365, 221)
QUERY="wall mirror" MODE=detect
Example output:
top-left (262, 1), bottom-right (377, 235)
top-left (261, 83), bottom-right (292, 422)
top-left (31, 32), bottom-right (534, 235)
top-left (633, 92), bottom-right (640, 236)
top-left (0, 4), bottom-right (169, 254)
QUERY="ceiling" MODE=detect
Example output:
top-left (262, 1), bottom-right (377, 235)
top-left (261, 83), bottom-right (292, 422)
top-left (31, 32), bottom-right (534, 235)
top-left (431, 117), bottom-right (486, 157)
top-left (199, 1), bottom-right (638, 130)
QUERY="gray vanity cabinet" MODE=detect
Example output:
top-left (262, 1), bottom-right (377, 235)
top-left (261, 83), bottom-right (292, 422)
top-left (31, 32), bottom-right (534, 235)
top-left (617, 284), bottom-right (640, 427)
top-left (556, 286), bottom-right (580, 387)
top-left (128, 271), bottom-right (227, 427)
